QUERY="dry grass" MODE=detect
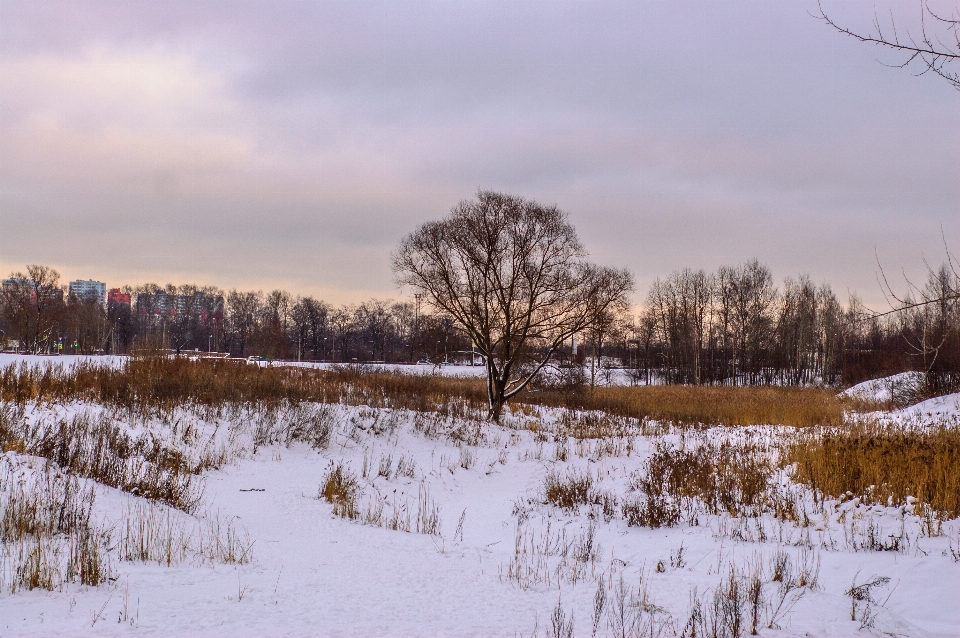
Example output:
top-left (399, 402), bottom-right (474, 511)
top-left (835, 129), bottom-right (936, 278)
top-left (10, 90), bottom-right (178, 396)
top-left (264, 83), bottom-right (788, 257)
top-left (1, 407), bottom-right (205, 513)
top-left (681, 550), bottom-right (820, 638)
top-left (320, 462), bottom-right (360, 519)
top-left (502, 520), bottom-right (602, 590)
top-left (785, 423), bottom-right (960, 518)
top-left (115, 500), bottom-right (253, 568)
top-left (0, 357), bottom-right (488, 417)
top-left (1, 358), bottom-right (850, 428)
top-left (541, 385), bottom-right (849, 429)
top-left (0, 459), bottom-right (112, 592)
top-left (623, 438), bottom-right (783, 528)
top-left (322, 459), bottom-right (442, 536)
top-left (542, 468), bottom-right (594, 511)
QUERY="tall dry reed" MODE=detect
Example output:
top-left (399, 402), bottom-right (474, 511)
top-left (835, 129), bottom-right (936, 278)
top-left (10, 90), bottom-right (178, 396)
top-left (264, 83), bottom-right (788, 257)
top-left (785, 422), bottom-right (960, 517)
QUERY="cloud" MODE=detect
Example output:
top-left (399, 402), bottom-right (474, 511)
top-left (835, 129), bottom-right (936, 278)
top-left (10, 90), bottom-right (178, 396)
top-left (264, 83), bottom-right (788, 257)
top-left (0, 1), bottom-right (956, 307)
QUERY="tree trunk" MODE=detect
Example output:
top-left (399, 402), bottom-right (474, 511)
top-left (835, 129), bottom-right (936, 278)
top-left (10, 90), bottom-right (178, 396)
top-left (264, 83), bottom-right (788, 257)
top-left (488, 379), bottom-right (507, 423)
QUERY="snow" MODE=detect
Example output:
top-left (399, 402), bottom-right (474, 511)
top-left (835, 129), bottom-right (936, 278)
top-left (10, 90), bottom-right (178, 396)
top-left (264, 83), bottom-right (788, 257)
top-left (840, 372), bottom-right (925, 403)
top-left (1, 361), bottom-right (959, 636)
top-left (893, 392), bottom-right (960, 419)
top-left (840, 372), bottom-right (960, 428)
top-left (289, 360), bottom-right (490, 378)
top-left (0, 353), bottom-right (127, 370)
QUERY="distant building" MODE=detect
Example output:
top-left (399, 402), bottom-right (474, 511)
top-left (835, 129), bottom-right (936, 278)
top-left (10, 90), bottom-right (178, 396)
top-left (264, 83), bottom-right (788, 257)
top-left (69, 279), bottom-right (106, 305)
top-left (1, 277), bottom-right (27, 292)
top-left (107, 288), bottom-right (131, 307)
top-left (135, 289), bottom-right (224, 324)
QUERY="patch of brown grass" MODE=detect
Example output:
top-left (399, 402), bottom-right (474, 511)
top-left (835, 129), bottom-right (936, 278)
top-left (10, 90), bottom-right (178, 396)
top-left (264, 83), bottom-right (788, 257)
top-left (540, 385), bottom-right (848, 428)
top-left (0, 357), bottom-right (488, 416)
top-left (320, 462), bottom-right (359, 519)
top-left (785, 423), bottom-right (960, 517)
top-left (623, 437), bottom-right (783, 527)
top-left (542, 468), bottom-right (594, 510)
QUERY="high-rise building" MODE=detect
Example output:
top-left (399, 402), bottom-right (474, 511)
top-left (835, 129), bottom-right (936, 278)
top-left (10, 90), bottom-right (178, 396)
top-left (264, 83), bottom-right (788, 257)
top-left (107, 288), bottom-right (131, 307)
top-left (69, 279), bottom-right (106, 305)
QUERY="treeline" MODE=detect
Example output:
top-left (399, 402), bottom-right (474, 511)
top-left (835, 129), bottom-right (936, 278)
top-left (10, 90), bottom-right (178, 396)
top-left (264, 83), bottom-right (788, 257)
top-left (607, 259), bottom-right (959, 389)
top-left (0, 267), bottom-right (471, 363)
top-left (1, 260), bottom-right (957, 389)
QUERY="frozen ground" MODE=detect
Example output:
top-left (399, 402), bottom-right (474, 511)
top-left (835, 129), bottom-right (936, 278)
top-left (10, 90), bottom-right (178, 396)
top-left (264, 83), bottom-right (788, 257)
top-left (0, 353), bottom-right (128, 370)
top-left (1, 364), bottom-right (958, 637)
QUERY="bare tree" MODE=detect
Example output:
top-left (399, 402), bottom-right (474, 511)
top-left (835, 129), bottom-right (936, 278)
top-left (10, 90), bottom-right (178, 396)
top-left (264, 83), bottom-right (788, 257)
top-left (393, 190), bottom-right (633, 421)
top-left (879, 256), bottom-right (960, 392)
top-left (817, 1), bottom-right (960, 89)
top-left (262, 290), bottom-right (292, 359)
top-left (291, 296), bottom-right (329, 361)
top-left (64, 288), bottom-right (110, 354)
top-left (0, 265), bottom-right (64, 353)
top-left (225, 290), bottom-right (263, 358)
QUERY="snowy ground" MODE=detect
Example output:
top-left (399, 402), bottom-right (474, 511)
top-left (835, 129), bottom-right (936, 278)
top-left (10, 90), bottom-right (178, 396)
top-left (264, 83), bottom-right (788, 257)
top-left (841, 373), bottom-right (926, 405)
top-left (0, 353), bottom-right (128, 370)
top-left (1, 364), bottom-right (958, 637)
top-left (843, 373), bottom-right (960, 428)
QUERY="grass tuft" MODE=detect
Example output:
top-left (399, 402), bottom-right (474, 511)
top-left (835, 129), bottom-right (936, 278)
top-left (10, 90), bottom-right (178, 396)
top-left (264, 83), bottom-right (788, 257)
top-left (320, 462), bottom-right (359, 519)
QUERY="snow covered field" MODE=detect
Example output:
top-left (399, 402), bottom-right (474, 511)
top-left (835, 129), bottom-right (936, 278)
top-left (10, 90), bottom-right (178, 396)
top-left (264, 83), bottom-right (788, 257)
top-left (1, 360), bottom-right (958, 637)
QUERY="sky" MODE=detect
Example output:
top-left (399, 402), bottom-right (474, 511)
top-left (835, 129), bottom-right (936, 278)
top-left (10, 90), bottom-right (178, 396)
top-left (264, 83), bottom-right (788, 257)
top-left (1, 1), bottom-right (957, 308)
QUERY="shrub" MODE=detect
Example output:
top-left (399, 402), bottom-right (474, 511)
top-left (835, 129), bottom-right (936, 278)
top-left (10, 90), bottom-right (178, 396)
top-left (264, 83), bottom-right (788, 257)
top-left (627, 439), bottom-right (774, 526)
top-left (543, 468), bottom-right (593, 510)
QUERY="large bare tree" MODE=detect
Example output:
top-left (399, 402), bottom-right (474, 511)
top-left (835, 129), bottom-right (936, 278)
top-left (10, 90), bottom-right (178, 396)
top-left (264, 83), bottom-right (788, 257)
top-left (393, 190), bottom-right (633, 421)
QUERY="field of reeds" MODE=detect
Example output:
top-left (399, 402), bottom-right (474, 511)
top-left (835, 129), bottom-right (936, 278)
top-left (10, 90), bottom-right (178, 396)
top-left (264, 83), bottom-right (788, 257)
top-left (1, 357), bottom-right (857, 427)
top-left (0, 357), bottom-right (487, 416)
top-left (4, 357), bottom-right (955, 521)
top-left (785, 423), bottom-right (960, 518)
top-left (540, 384), bottom-right (852, 428)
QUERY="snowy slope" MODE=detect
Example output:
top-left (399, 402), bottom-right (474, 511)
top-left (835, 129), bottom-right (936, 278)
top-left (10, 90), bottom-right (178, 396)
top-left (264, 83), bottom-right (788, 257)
top-left (840, 372), bottom-right (925, 403)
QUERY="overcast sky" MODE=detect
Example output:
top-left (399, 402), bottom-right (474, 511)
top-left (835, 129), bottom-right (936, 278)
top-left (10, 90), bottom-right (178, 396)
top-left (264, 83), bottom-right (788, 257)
top-left (1, 1), bottom-right (957, 307)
